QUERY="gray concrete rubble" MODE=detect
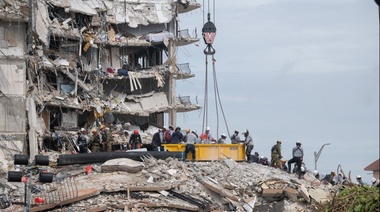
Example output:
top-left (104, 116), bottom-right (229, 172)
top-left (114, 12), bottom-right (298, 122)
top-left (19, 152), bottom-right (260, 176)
top-left (0, 156), bottom-right (338, 211)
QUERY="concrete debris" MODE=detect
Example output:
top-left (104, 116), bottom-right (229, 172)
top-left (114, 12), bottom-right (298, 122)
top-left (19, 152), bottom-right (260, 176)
top-left (1, 156), bottom-right (338, 212)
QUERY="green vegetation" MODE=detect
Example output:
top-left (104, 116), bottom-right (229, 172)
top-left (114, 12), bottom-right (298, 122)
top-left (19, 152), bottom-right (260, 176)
top-left (319, 186), bottom-right (379, 212)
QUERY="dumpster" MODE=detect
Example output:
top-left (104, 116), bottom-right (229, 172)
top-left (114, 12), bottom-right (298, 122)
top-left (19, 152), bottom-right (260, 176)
top-left (162, 143), bottom-right (246, 161)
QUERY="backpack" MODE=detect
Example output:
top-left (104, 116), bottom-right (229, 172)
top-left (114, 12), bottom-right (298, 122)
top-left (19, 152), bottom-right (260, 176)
top-left (164, 131), bottom-right (171, 143)
top-left (271, 145), bottom-right (276, 153)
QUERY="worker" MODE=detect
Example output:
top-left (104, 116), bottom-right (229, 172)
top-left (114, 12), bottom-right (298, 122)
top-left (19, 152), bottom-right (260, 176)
top-left (151, 129), bottom-right (162, 151)
top-left (242, 129), bottom-right (254, 162)
top-left (356, 175), bottom-right (364, 187)
top-left (184, 128), bottom-right (197, 161)
top-left (280, 158), bottom-right (288, 171)
top-left (200, 127), bottom-right (214, 143)
top-left (163, 126), bottom-right (173, 144)
top-left (230, 130), bottom-right (241, 144)
top-left (129, 130), bottom-right (142, 149)
top-left (270, 140), bottom-right (282, 168)
top-left (90, 129), bottom-right (101, 152)
top-left (372, 178), bottom-right (380, 188)
top-left (217, 133), bottom-right (227, 144)
top-left (287, 141), bottom-right (304, 179)
top-left (171, 127), bottom-right (184, 144)
top-left (77, 128), bottom-right (89, 153)
top-left (99, 125), bottom-right (110, 152)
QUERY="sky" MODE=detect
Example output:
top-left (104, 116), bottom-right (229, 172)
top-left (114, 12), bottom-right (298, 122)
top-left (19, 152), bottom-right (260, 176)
top-left (173, 0), bottom-right (379, 184)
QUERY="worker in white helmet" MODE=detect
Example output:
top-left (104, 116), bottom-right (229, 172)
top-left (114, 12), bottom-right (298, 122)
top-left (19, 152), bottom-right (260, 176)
top-left (356, 175), bottom-right (364, 187)
top-left (217, 133), bottom-right (227, 144)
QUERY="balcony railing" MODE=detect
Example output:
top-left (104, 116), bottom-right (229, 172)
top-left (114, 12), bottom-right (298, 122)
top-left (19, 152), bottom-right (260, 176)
top-left (177, 63), bottom-right (191, 74)
top-left (176, 96), bottom-right (191, 106)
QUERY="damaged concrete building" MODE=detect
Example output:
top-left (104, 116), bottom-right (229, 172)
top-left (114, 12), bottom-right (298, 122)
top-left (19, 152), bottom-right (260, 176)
top-left (0, 0), bottom-right (201, 172)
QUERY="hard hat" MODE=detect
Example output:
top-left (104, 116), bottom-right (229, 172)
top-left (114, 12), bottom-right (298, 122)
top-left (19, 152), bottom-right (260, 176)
top-left (163, 126), bottom-right (167, 130)
top-left (280, 159), bottom-right (286, 163)
top-left (206, 127), bottom-right (210, 131)
top-left (372, 178), bottom-right (377, 183)
top-left (300, 167), bottom-right (305, 172)
top-left (100, 125), bottom-right (105, 130)
top-left (296, 141), bottom-right (301, 145)
top-left (313, 170), bottom-right (319, 176)
top-left (81, 128), bottom-right (85, 132)
top-left (234, 130), bottom-right (239, 133)
top-left (242, 129), bottom-right (249, 134)
top-left (277, 140), bottom-right (281, 143)
top-left (221, 133), bottom-right (226, 138)
top-left (186, 128), bottom-right (190, 133)
top-left (134, 130), bottom-right (139, 135)
top-left (356, 175), bottom-right (361, 179)
top-left (92, 129), bottom-right (97, 133)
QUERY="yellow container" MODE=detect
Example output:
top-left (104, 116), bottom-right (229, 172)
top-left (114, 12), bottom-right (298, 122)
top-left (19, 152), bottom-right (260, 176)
top-left (162, 143), bottom-right (246, 161)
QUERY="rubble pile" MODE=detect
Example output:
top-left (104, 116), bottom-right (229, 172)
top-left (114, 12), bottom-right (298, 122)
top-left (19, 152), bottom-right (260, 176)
top-left (0, 155), bottom-right (338, 212)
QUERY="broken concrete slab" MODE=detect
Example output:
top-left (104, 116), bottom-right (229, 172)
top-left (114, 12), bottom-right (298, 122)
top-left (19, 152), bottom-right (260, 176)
top-left (261, 188), bottom-right (283, 198)
top-left (299, 184), bottom-right (311, 202)
top-left (308, 188), bottom-right (331, 204)
top-left (101, 158), bottom-right (144, 173)
top-left (283, 187), bottom-right (298, 201)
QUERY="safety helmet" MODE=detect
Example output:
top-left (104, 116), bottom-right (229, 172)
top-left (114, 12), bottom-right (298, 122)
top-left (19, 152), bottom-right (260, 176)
top-left (234, 130), bottom-right (239, 133)
top-left (92, 129), bottom-right (97, 133)
top-left (372, 178), bottom-right (377, 183)
top-left (206, 127), bottom-right (210, 131)
top-left (186, 128), bottom-right (190, 133)
top-left (134, 130), bottom-right (139, 135)
top-left (80, 128), bottom-right (85, 132)
top-left (100, 125), bottom-right (106, 130)
top-left (313, 170), bottom-right (319, 176)
top-left (277, 140), bottom-right (282, 144)
top-left (296, 141), bottom-right (301, 145)
top-left (300, 167), bottom-right (305, 172)
top-left (356, 175), bottom-right (361, 179)
top-left (221, 133), bottom-right (226, 138)
top-left (243, 129), bottom-right (249, 135)
top-left (280, 159), bottom-right (286, 163)
top-left (163, 126), bottom-right (167, 130)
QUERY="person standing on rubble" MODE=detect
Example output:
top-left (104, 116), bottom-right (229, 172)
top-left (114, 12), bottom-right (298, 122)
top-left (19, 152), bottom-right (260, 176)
top-left (230, 130), bottom-right (241, 144)
top-left (151, 128), bottom-right (162, 151)
top-left (130, 130), bottom-right (142, 149)
top-left (99, 125), bottom-right (109, 152)
top-left (184, 128), bottom-right (197, 161)
top-left (242, 129), bottom-right (254, 162)
top-left (77, 128), bottom-right (89, 153)
top-left (287, 141), bottom-right (304, 179)
top-left (270, 140), bottom-right (282, 168)
top-left (171, 127), bottom-right (184, 144)
top-left (90, 129), bottom-right (101, 152)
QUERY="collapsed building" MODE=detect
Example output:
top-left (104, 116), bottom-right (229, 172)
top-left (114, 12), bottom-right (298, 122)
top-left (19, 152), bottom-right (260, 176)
top-left (0, 0), bottom-right (201, 173)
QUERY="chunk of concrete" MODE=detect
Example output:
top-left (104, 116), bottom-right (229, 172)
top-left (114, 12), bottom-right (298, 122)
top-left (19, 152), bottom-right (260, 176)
top-left (261, 188), bottom-right (283, 198)
top-left (283, 187), bottom-right (298, 201)
top-left (308, 188), bottom-right (331, 204)
top-left (299, 184), bottom-right (310, 202)
top-left (101, 158), bottom-right (144, 173)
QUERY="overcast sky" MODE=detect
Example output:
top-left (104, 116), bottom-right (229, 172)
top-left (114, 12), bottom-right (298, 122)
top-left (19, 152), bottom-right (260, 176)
top-left (174, 0), bottom-right (379, 184)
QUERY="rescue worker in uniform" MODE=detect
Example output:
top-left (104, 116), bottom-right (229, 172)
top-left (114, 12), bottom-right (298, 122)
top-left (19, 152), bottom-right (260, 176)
top-left (218, 133), bottom-right (227, 144)
top-left (230, 130), bottom-right (241, 144)
top-left (242, 129), bottom-right (254, 162)
top-left (270, 140), bottom-right (282, 168)
top-left (91, 129), bottom-right (101, 152)
top-left (99, 125), bottom-right (109, 152)
top-left (184, 129), bottom-right (197, 161)
top-left (129, 129), bottom-right (142, 149)
top-left (77, 128), bottom-right (89, 153)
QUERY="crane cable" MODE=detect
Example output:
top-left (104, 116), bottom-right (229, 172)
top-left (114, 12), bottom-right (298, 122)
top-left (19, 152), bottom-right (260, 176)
top-left (201, 0), bottom-right (230, 140)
